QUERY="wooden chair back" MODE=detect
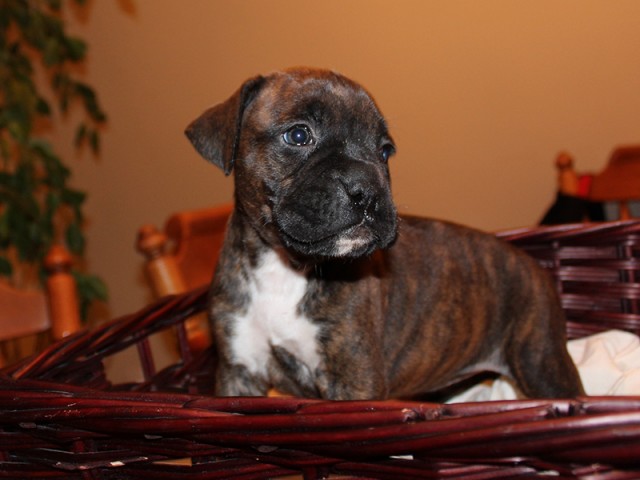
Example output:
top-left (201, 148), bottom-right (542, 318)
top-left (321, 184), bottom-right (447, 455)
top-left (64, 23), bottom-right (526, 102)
top-left (554, 145), bottom-right (640, 220)
top-left (136, 204), bottom-right (233, 352)
top-left (0, 245), bottom-right (81, 366)
top-left (589, 145), bottom-right (640, 219)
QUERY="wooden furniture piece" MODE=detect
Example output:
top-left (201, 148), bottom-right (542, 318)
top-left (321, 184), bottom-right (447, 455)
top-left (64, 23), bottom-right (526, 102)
top-left (2, 221), bottom-right (640, 478)
top-left (136, 204), bottom-right (233, 352)
top-left (590, 145), bottom-right (640, 219)
top-left (555, 145), bottom-right (640, 220)
top-left (0, 245), bottom-right (81, 366)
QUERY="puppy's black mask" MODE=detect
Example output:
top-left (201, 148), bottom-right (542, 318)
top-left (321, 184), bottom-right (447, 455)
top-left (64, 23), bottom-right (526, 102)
top-left (185, 68), bottom-right (398, 261)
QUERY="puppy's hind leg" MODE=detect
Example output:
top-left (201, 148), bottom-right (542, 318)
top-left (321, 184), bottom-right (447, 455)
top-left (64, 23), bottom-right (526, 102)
top-left (506, 306), bottom-right (585, 399)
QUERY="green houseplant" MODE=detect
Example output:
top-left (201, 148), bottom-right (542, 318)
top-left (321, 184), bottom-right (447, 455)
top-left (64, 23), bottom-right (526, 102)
top-left (0, 0), bottom-right (107, 319)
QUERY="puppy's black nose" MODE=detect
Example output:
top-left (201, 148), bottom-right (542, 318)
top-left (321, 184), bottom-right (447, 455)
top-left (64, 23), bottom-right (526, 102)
top-left (349, 185), bottom-right (370, 207)
top-left (341, 177), bottom-right (377, 220)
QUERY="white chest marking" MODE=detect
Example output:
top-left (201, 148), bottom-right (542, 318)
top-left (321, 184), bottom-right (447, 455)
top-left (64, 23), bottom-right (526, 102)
top-left (230, 250), bottom-right (321, 379)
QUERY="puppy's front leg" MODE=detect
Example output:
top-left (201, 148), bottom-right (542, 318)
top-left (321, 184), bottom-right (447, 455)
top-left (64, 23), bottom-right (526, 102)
top-left (212, 309), bottom-right (271, 397)
top-left (315, 366), bottom-right (388, 400)
top-left (314, 345), bottom-right (389, 400)
top-left (214, 362), bottom-right (270, 397)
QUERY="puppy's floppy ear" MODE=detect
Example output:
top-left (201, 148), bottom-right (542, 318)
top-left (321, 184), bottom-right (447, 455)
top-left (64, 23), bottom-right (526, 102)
top-left (185, 75), bottom-right (266, 175)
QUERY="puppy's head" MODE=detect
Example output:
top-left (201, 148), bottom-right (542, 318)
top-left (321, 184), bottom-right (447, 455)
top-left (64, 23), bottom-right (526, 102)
top-left (186, 68), bottom-right (397, 260)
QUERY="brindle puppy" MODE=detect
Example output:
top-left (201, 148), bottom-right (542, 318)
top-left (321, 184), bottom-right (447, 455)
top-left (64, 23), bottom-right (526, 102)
top-left (185, 68), bottom-right (584, 400)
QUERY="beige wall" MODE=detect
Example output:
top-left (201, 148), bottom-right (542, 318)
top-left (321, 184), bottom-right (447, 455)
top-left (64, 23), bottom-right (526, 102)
top-left (53, 0), bottom-right (640, 319)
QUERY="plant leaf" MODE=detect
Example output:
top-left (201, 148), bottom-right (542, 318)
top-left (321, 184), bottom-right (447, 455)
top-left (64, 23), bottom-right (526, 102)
top-left (74, 123), bottom-right (87, 148)
top-left (73, 271), bottom-right (109, 321)
top-left (65, 37), bottom-right (86, 61)
top-left (89, 129), bottom-right (100, 153)
top-left (36, 97), bottom-right (51, 116)
top-left (65, 222), bottom-right (85, 254)
top-left (0, 256), bottom-right (13, 277)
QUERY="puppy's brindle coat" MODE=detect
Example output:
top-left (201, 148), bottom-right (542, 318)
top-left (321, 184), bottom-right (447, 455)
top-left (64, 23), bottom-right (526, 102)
top-left (186, 68), bottom-right (584, 400)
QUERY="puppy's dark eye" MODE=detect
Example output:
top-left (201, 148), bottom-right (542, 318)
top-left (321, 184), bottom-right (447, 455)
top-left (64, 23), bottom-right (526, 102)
top-left (381, 144), bottom-right (395, 163)
top-left (283, 125), bottom-right (313, 146)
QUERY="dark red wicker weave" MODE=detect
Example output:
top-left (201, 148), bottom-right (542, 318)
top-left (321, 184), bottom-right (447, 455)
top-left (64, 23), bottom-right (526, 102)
top-left (2, 221), bottom-right (640, 479)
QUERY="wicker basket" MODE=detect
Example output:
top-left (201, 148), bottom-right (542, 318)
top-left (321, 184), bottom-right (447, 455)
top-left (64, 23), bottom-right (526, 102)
top-left (2, 221), bottom-right (640, 479)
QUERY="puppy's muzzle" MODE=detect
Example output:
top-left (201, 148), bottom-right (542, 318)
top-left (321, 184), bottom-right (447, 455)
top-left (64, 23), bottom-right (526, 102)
top-left (274, 160), bottom-right (397, 258)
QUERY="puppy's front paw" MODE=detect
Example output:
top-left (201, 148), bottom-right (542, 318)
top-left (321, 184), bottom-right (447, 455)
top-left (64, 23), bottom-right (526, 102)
top-left (215, 364), bottom-right (269, 397)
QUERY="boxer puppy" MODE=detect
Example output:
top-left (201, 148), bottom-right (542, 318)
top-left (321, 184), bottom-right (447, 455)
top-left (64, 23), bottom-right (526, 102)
top-left (185, 67), bottom-right (584, 400)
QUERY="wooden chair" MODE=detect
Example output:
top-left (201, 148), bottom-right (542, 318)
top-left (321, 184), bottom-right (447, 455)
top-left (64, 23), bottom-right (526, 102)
top-left (136, 204), bottom-right (233, 353)
top-left (0, 245), bottom-right (81, 366)
top-left (589, 145), bottom-right (640, 219)
top-left (554, 145), bottom-right (640, 220)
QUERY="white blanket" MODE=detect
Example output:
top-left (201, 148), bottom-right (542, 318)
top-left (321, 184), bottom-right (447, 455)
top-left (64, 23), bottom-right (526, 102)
top-left (448, 330), bottom-right (640, 402)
